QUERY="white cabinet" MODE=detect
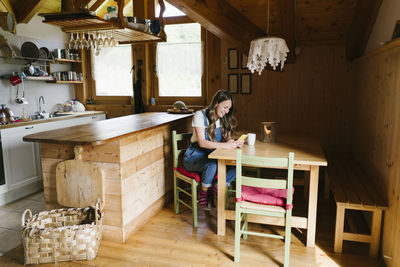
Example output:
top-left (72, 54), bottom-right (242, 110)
top-left (0, 113), bottom-right (105, 205)
top-left (1, 124), bottom-right (44, 191)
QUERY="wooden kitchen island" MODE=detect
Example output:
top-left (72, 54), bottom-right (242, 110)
top-left (23, 112), bottom-right (192, 243)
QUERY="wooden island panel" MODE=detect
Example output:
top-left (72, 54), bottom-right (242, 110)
top-left (32, 113), bottom-right (192, 243)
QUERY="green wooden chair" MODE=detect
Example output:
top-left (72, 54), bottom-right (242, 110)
top-left (172, 130), bottom-right (199, 228)
top-left (234, 149), bottom-right (294, 266)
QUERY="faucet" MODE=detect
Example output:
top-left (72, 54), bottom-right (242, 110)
top-left (38, 96), bottom-right (45, 115)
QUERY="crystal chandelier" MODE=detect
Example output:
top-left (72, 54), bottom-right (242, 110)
top-left (247, 0), bottom-right (289, 75)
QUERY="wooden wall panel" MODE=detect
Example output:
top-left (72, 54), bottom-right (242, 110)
top-left (220, 42), bottom-right (353, 154)
top-left (351, 46), bottom-right (400, 267)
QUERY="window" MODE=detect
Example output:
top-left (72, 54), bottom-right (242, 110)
top-left (153, 1), bottom-right (206, 105)
top-left (156, 23), bottom-right (202, 97)
top-left (90, 45), bottom-right (133, 102)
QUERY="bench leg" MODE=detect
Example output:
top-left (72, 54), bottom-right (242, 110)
top-left (304, 171), bottom-right (310, 198)
top-left (369, 209), bottom-right (383, 257)
top-left (324, 169), bottom-right (330, 199)
top-left (334, 206), bottom-right (345, 253)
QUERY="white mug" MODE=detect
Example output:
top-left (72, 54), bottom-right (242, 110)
top-left (247, 133), bottom-right (256, 146)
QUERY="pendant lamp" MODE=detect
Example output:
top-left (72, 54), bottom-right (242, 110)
top-left (247, 0), bottom-right (289, 75)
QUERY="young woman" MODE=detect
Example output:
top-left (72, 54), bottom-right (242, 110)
top-left (183, 90), bottom-right (244, 210)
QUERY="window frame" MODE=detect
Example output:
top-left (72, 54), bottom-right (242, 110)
top-left (152, 16), bottom-right (207, 106)
top-left (87, 45), bottom-right (135, 104)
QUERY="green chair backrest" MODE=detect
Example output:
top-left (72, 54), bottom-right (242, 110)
top-left (235, 149), bottom-right (295, 206)
top-left (172, 130), bottom-right (193, 168)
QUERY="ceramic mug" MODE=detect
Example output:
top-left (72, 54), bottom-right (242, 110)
top-left (247, 133), bottom-right (256, 146)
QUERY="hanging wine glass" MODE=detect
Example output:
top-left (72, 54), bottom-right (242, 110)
top-left (68, 33), bottom-right (75, 49)
top-left (88, 32), bottom-right (95, 49)
top-left (80, 32), bottom-right (88, 49)
top-left (97, 31), bottom-right (104, 47)
top-left (110, 30), bottom-right (117, 47)
top-left (74, 32), bottom-right (81, 49)
top-left (103, 31), bottom-right (110, 48)
top-left (95, 43), bottom-right (101, 56)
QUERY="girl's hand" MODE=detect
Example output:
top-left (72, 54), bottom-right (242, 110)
top-left (236, 140), bottom-right (245, 148)
top-left (224, 140), bottom-right (238, 149)
top-left (224, 139), bottom-right (244, 149)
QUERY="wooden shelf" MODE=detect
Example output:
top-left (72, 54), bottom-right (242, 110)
top-left (25, 76), bottom-right (54, 81)
top-left (46, 80), bottom-right (83, 84)
top-left (42, 14), bottom-right (165, 44)
top-left (53, 58), bottom-right (82, 63)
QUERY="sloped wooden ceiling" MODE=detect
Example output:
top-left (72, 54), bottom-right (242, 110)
top-left (3, 0), bottom-right (382, 61)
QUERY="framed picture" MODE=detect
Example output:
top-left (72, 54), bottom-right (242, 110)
top-left (392, 19), bottom-right (400, 40)
top-left (228, 48), bottom-right (238, 69)
top-left (241, 53), bottom-right (248, 69)
top-left (240, 73), bottom-right (251, 94)
top-left (228, 73), bottom-right (238, 94)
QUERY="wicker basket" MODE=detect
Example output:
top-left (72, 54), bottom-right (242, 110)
top-left (21, 203), bottom-right (102, 265)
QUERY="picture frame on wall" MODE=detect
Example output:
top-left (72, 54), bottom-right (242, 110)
top-left (228, 48), bottom-right (239, 69)
top-left (392, 19), bottom-right (400, 40)
top-left (240, 73), bottom-right (251, 94)
top-left (241, 53), bottom-right (248, 69)
top-left (228, 73), bottom-right (238, 94)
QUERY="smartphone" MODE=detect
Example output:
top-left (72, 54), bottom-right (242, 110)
top-left (237, 134), bottom-right (248, 141)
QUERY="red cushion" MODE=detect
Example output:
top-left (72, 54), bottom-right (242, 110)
top-left (175, 167), bottom-right (218, 182)
top-left (175, 167), bottom-right (201, 182)
top-left (240, 185), bottom-right (294, 208)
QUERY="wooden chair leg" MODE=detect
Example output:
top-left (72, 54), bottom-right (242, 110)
top-left (369, 209), bottom-right (383, 257)
top-left (334, 206), bottom-right (345, 253)
top-left (243, 214), bottom-right (248, 240)
top-left (174, 175), bottom-right (179, 214)
top-left (234, 206), bottom-right (241, 262)
top-left (284, 211), bottom-right (292, 267)
top-left (192, 181), bottom-right (198, 228)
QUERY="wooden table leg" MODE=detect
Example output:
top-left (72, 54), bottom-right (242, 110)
top-left (217, 160), bottom-right (227, 235)
top-left (306, 165), bottom-right (319, 247)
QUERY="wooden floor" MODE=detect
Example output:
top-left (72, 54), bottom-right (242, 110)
top-left (0, 188), bottom-right (386, 267)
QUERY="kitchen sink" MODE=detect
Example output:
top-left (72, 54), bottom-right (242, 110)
top-left (30, 114), bottom-right (44, 120)
top-left (50, 113), bottom-right (72, 118)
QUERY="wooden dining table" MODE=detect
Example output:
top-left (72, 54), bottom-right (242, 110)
top-left (208, 134), bottom-right (327, 247)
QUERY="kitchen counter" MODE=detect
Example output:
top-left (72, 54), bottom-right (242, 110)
top-left (23, 112), bottom-right (192, 145)
top-left (0, 111), bottom-right (105, 130)
top-left (23, 112), bottom-right (192, 243)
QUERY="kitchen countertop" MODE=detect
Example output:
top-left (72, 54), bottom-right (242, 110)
top-left (23, 112), bottom-right (193, 146)
top-left (0, 111), bottom-right (106, 130)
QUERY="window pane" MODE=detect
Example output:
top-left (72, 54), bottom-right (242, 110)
top-left (91, 46), bottom-right (133, 96)
top-left (157, 23), bottom-right (202, 97)
top-left (156, 1), bottom-right (185, 17)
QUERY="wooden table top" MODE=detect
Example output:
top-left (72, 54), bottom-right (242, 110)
top-left (23, 112), bottom-right (193, 146)
top-left (209, 134), bottom-right (327, 166)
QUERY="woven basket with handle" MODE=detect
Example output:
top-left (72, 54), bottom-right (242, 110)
top-left (22, 202), bottom-right (102, 265)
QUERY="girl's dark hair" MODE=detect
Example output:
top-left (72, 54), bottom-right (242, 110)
top-left (205, 90), bottom-right (237, 141)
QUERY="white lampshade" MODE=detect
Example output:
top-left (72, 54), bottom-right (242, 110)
top-left (247, 36), bottom-right (289, 75)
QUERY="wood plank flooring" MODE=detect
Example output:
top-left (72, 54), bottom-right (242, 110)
top-left (0, 188), bottom-right (385, 266)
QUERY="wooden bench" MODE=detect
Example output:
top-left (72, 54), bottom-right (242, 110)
top-left (328, 159), bottom-right (388, 257)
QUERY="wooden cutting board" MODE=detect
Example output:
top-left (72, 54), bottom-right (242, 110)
top-left (56, 145), bottom-right (105, 208)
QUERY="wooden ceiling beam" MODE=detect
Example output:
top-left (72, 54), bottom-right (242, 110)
top-left (345, 0), bottom-right (382, 61)
top-left (166, 0), bottom-right (265, 53)
top-left (12, 0), bottom-right (46, 23)
top-left (89, 0), bottom-right (107, 11)
top-left (281, 0), bottom-right (296, 64)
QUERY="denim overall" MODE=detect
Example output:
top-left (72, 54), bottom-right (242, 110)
top-left (183, 110), bottom-right (236, 187)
